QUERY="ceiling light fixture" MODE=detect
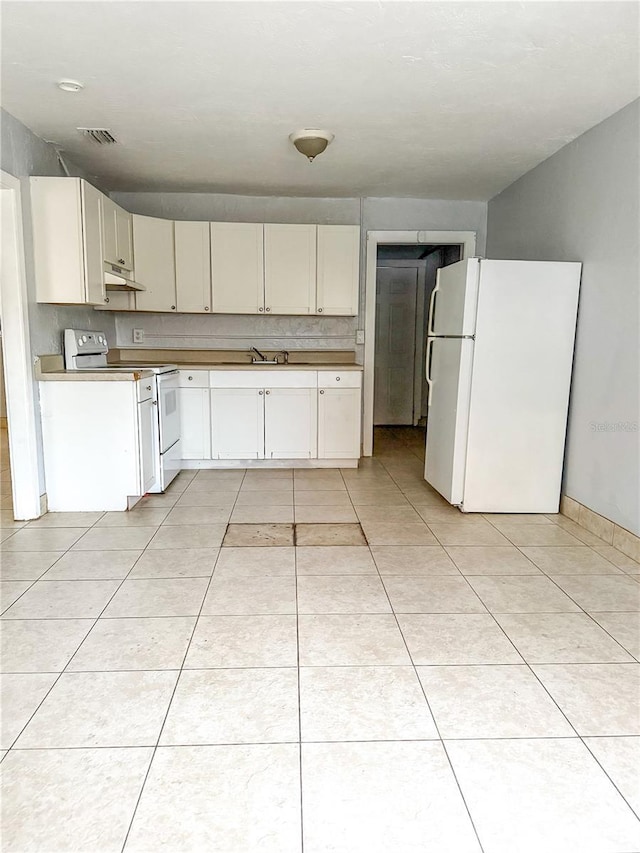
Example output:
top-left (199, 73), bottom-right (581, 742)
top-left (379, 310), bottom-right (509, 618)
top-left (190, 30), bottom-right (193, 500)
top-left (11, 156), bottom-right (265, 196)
top-left (57, 79), bottom-right (84, 93)
top-left (289, 129), bottom-right (334, 162)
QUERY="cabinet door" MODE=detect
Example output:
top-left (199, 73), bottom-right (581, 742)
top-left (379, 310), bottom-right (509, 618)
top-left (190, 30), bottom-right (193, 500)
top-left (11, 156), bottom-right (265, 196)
top-left (210, 388), bottom-right (264, 459)
top-left (318, 387), bottom-right (361, 459)
top-left (316, 225), bottom-right (360, 315)
top-left (179, 387), bottom-right (211, 460)
top-left (138, 397), bottom-right (158, 494)
top-left (80, 181), bottom-right (106, 305)
top-left (175, 221), bottom-right (211, 313)
top-left (264, 224), bottom-right (316, 315)
top-left (101, 195), bottom-right (119, 266)
top-left (264, 388), bottom-right (317, 459)
top-left (210, 222), bottom-right (264, 314)
top-left (133, 215), bottom-right (177, 312)
top-left (114, 206), bottom-right (133, 269)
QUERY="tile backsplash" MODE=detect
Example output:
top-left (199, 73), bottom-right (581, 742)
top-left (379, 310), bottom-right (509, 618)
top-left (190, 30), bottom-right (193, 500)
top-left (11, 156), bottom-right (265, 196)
top-left (114, 312), bottom-right (358, 352)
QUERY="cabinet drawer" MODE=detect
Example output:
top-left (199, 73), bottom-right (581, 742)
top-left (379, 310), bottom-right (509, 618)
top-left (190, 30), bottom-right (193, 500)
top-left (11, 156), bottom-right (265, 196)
top-left (178, 370), bottom-right (209, 389)
top-left (209, 370), bottom-right (317, 389)
top-left (317, 371), bottom-right (362, 389)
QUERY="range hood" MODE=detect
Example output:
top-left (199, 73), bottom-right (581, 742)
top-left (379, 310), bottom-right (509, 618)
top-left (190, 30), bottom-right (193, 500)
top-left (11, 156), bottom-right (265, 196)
top-left (104, 263), bottom-right (145, 292)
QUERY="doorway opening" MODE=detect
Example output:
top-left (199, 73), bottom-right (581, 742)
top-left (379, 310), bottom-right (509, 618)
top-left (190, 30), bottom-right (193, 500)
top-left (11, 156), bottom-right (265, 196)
top-left (362, 225), bottom-right (476, 456)
top-left (373, 244), bottom-right (461, 443)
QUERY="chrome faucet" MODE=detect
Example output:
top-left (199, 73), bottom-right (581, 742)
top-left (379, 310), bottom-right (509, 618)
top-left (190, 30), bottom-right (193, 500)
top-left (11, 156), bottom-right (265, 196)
top-left (250, 347), bottom-right (279, 365)
top-left (250, 347), bottom-right (268, 362)
top-left (275, 350), bottom-right (289, 365)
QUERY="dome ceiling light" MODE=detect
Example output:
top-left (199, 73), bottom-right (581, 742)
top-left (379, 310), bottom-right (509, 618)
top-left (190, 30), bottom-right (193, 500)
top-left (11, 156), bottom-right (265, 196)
top-left (289, 129), bottom-right (334, 162)
top-left (57, 79), bottom-right (84, 92)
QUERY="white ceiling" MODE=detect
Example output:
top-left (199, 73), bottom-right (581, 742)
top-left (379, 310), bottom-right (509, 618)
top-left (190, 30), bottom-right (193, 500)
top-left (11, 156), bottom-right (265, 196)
top-left (2, 1), bottom-right (638, 199)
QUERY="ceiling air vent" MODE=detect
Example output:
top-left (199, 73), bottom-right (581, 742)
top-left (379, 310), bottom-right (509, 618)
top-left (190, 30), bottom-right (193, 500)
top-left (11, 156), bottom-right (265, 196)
top-left (77, 128), bottom-right (117, 145)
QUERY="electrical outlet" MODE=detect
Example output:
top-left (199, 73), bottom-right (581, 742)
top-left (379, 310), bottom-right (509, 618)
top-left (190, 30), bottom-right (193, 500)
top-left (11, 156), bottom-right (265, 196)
top-left (132, 329), bottom-right (144, 344)
top-left (356, 330), bottom-right (365, 345)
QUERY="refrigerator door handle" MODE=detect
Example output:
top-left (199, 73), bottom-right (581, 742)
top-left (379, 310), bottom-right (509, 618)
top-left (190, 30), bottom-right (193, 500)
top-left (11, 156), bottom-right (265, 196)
top-left (427, 274), bottom-right (441, 336)
top-left (425, 337), bottom-right (435, 406)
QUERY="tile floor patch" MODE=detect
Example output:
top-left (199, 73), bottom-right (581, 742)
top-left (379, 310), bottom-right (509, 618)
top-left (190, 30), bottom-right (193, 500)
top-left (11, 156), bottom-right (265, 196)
top-left (295, 523), bottom-right (367, 547)
top-left (222, 523), bottom-right (294, 547)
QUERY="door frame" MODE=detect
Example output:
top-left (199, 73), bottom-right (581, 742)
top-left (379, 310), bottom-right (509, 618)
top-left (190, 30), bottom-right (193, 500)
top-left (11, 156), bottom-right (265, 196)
top-left (363, 230), bottom-right (476, 456)
top-left (0, 170), bottom-right (42, 518)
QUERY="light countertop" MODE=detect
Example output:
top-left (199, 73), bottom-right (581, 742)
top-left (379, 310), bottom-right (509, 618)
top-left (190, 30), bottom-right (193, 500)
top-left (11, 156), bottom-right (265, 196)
top-left (38, 368), bottom-right (155, 381)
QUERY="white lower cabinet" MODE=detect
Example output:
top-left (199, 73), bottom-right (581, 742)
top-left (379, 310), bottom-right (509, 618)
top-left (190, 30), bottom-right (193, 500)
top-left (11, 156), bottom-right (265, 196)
top-left (39, 378), bottom-right (157, 511)
top-left (192, 369), bottom-right (361, 465)
top-left (265, 388), bottom-right (317, 459)
top-left (179, 386), bottom-right (211, 460)
top-left (211, 388), bottom-right (265, 459)
top-left (318, 387), bottom-right (362, 458)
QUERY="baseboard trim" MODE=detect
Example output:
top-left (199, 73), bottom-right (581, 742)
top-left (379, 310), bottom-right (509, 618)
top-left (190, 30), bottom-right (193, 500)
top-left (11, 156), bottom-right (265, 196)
top-left (560, 495), bottom-right (640, 562)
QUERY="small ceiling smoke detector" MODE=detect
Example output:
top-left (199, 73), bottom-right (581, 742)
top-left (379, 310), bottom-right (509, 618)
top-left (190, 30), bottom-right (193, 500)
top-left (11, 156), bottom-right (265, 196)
top-left (77, 128), bottom-right (117, 145)
top-left (289, 129), bottom-right (334, 162)
top-left (57, 79), bottom-right (84, 93)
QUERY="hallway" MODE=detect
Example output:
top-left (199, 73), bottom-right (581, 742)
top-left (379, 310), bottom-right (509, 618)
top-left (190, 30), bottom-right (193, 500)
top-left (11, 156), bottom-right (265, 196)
top-left (1, 427), bottom-right (639, 851)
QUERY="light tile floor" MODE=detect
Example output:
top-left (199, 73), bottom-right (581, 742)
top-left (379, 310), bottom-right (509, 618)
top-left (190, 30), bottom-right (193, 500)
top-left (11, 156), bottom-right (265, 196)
top-left (1, 425), bottom-right (639, 852)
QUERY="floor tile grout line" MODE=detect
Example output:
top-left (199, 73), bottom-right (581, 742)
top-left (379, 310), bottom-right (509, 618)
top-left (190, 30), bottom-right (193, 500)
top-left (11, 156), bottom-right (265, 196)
top-left (0, 511), bottom-right (112, 614)
top-left (292, 476), bottom-right (306, 853)
top-left (118, 466), bottom-right (246, 853)
top-left (477, 527), bottom-right (640, 668)
top-left (2, 517), bottom-right (154, 752)
top-left (578, 738), bottom-right (640, 823)
top-left (5, 733), bottom-right (639, 752)
top-left (364, 465), bottom-right (488, 853)
top-left (376, 434), bottom-right (640, 838)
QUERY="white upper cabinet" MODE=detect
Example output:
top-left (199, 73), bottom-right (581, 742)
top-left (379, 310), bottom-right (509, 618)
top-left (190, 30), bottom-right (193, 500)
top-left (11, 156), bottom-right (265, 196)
top-left (31, 177), bottom-right (106, 306)
top-left (210, 222), bottom-right (264, 314)
top-left (264, 224), bottom-right (316, 315)
top-left (316, 225), bottom-right (360, 315)
top-left (102, 196), bottom-right (133, 270)
top-left (175, 221), bottom-right (211, 313)
top-left (133, 215), bottom-right (177, 313)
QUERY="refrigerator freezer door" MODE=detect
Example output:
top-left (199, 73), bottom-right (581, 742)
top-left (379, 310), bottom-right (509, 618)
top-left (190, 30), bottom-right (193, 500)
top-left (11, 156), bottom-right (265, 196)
top-left (428, 258), bottom-right (480, 337)
top-left (424, 337), bottom-right (474, 504)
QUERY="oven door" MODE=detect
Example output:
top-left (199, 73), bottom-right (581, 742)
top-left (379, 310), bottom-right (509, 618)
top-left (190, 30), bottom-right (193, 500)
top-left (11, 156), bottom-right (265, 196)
top-left (157, 371), bottom-right (181, 453)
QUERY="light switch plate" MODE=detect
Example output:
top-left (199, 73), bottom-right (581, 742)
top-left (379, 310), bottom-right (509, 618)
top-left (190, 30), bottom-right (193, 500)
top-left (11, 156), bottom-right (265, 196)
top-left (356, 330), bottom-right (365, 345)
top-left (132, 329), bottom-right (144, 344)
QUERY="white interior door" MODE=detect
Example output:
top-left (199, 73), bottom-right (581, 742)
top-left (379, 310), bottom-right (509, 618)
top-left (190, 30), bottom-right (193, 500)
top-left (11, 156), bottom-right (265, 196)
top-left (374, 267), bottom-right (417, 425)
top-left (424, 337), bottom-right (474, 503)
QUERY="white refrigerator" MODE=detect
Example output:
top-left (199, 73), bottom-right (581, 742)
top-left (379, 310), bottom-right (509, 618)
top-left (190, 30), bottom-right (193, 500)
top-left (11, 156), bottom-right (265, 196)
top-left (424, 258), bottom-right (581, 513)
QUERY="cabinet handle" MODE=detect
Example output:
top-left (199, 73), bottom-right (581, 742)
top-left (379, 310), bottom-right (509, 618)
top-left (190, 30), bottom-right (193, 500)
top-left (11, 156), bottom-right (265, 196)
top-left (336, 376), bottom-right (341, 381)
top-left (258, 390), bottom-right (263, 395)
top-left (118, 258), bottom-right (125, 265)
top-left (152, 400), bottom-right (157, 406)
top-left (266, 307), bottom-right (271, 312)
top-left (204, 306), bottom-right (210, 311)
top-left (146, 385), bottom-right (152, 391)
top-left (259, 307), bottom-right (264, 312)
top-left (171, 305), bottom-right (176, 311)
top-left (104, 297), bottom-right (110, 303)
top-left (265, 390), bottom-right (271, 395)
top-left (318, 307), bottom-right (323, 313)
top-left (319, 390), bottom-right (324, 395)
top-left (188, 376), bottom-right (193, 381)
